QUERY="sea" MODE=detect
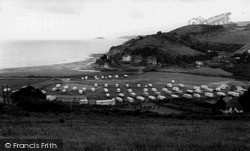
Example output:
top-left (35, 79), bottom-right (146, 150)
top-left (0, 39), bottom-right (126, 69)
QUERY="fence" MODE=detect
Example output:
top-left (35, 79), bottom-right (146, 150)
top-left (1, 85), bottom-right (12, 105)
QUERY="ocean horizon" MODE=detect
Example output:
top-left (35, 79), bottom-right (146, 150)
top-left (0, 39), bottom-right (126, 69)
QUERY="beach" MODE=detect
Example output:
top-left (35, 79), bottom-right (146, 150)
top-left (0, 55), bottom-right (100, 77)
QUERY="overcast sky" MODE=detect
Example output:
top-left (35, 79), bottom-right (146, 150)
top-left (0, 0), bottom-right (249, 40)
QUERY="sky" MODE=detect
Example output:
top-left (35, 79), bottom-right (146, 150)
top-left (0, 0), bottom-right (249, 40)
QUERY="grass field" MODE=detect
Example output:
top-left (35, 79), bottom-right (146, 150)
top-left (0, 78), bottom-right (51, 89)
top-left (161, 67), bottom-right (233, 77)
top-left (1, 72), bottom-right (249, 101)
top-left (1, 71), bottom-right (248, 115)
top-left (186, 67), bottom-right (233, 77)
top-left (0, 113), bottom-right (249, 151)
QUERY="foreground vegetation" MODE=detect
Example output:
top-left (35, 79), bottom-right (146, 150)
top-left (0, 111), bottom-right (249, 151)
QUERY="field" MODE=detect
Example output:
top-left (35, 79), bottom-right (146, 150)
top-left (160, 67), bottom-right (233, 77)
top-left (0, 78), bottom-right (51, 89)
top-left (1, 71), bottom-right (249, 114)
top-left (0, 113), bottom-right (249, 151)
top-left (185, 67), bottom-right (233, 77)
top-left (1, 72), bottom-right (249, 100)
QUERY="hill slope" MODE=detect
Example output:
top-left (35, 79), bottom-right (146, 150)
top-left (97, 24), bottom-right (247, 68)
top-left (170, 24), bottom-right (250, 45)
top-left (109, 34), bottom-right (204, 57)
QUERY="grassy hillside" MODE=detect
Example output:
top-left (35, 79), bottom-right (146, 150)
top-left (173, 34), bottom-right (243, 53)
top-left (109, 33), bottom-right (204, 57)
top-left (169, 25), bottom-right (231, 36)
top-left (170, 24), bottom-right (250, 80)
top-left (170, 24), bottom-right (250, 45)
top-left (199, 30), bottom-right (250, 45)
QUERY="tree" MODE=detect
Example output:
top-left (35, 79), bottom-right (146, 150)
top-left (238, 86), bottom-right (250, 112)
top-left (11, 85), bottom-right (46, 104)
top-left (214, 97), bottom-right (226, 112)
top-left (10, 86), bottom-right (68, 112)
top-left (157, 31), bottom-right (162, 35)
top-left (10, 85), bottom-right (46, 111)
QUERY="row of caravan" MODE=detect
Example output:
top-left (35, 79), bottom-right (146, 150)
top-left (81, 74), bottom-right (129, 80)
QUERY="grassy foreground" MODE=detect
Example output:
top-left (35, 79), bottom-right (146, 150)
top-left (0, 112), bottom-right (249, 151)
